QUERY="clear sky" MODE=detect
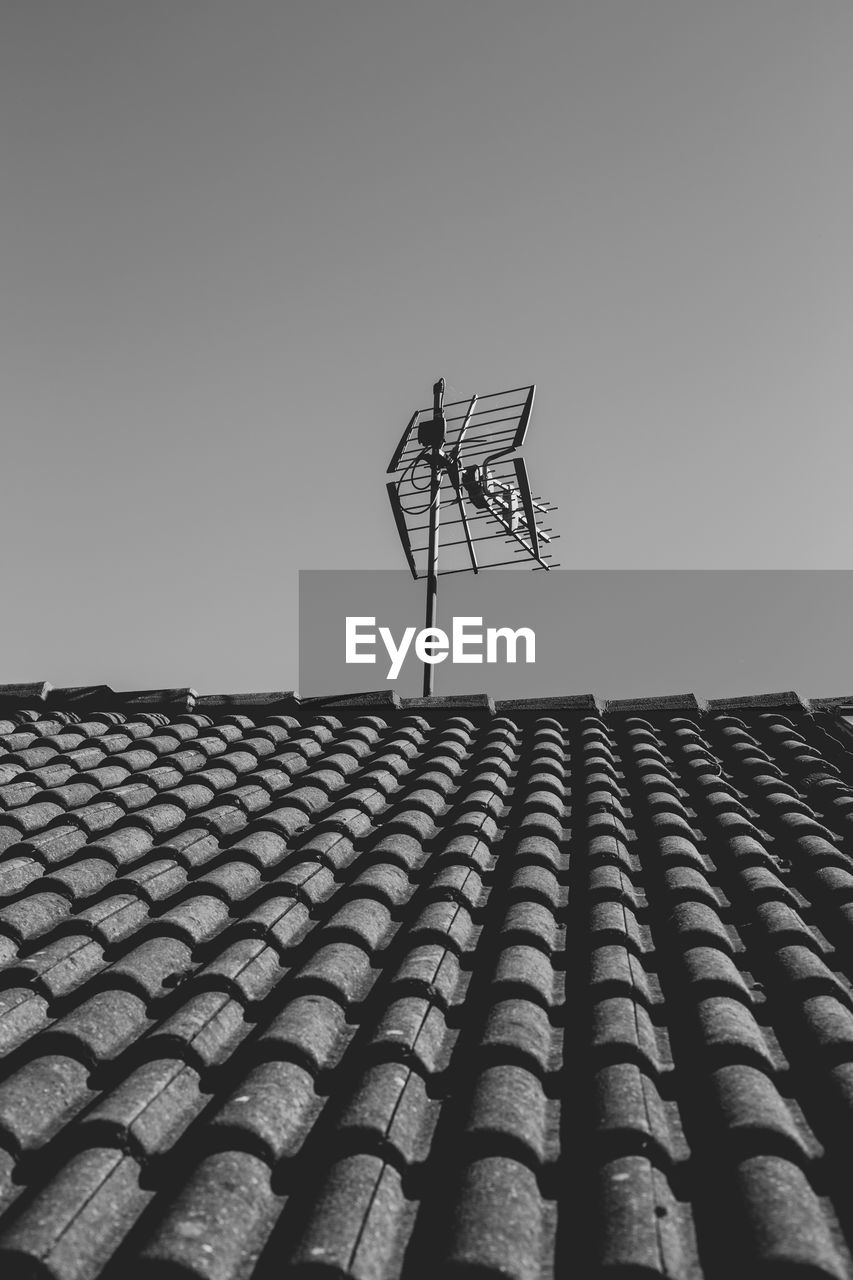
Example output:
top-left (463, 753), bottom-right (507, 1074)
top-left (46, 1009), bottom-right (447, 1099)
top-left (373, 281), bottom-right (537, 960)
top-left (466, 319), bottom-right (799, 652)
top-left (2, 3), bottom-right (852, 696)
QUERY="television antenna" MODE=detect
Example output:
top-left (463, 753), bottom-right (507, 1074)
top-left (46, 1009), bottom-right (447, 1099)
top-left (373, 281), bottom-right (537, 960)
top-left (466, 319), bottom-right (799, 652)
top-left (387, 378), bottom-right (559, 695)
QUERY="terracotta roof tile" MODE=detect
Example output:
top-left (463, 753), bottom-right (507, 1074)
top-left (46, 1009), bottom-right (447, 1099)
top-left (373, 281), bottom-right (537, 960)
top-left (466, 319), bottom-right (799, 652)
top-left (3, 687), bottom-right (853, 1273)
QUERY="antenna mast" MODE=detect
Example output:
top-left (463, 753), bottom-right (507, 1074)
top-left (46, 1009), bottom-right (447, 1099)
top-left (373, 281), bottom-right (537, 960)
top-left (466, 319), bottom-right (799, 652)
top-left (421, 379), bottom-right (446, 694)
top-left (387, 377), bottom-right (558, 696)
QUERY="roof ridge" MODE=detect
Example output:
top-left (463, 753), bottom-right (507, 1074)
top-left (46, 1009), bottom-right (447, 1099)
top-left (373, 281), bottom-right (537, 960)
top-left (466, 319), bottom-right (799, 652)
top-left (3, 682), bottom-right (849, 717)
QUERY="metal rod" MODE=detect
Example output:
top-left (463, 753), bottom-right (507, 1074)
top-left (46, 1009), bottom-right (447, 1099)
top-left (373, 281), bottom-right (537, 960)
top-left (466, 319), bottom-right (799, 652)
top-left (422, 380), bottom-right (443, 697)
top-left (397, 423), bottom-right (519, 460)
top-left (451, 393), bottom-right (479, 457)
top-left (513, 385), bottom-right (536, 448)
top-left (399, 416), bottom-right (521, 445)
top-left (446, 432), bottom-right (519, 452)
top-left (386, 482), bottom-right (419, 577)
top-left (386, 411), bottom-right (420, 475)
top-left (397, 464), bottom-right (522, 500)
top-left (408, 504), bottom-right (556, 533)
top-left (475, 484), bottom-right (552, 569)
top-left (410, 530), bottom-right (557, 553)
top-left (437, 556), bottom-right (554, 575)
top-left (399, 453), bottom-right (520, 477)
top-left (452, 474), bottom-right (479, 572)
top-left (422, 385), bottom-right (532, 411)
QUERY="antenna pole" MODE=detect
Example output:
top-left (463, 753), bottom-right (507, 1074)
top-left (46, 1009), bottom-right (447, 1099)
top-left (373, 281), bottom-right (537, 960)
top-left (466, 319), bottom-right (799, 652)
top-left (422, 378), bottom-right (445, 696)
top-left (423, 462), bottom-right (440, 695)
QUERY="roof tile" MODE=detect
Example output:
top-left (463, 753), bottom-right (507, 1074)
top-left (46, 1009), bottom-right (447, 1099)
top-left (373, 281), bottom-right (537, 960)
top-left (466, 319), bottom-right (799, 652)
top-left (79, 1057), bottom-right (207, 1162)
top-left (208, 1059), bottom-right (319, 1165)
top-left (443, 1155), bottom-right (545, 1280)
top-left (2, 687), bottom-right (853, 1275)
top-left (0, 1053), bottom-right (95, 1156)
top-left (0, 1147), bottom-right (151, 1279)
top-left (135, 1150), bottom-right (281, 1280)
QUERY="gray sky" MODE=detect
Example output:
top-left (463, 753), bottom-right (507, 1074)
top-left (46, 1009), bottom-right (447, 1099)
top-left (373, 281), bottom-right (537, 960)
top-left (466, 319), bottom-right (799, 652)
top-left (2, 2), bottom-right (852, 696)
top-left (300, 571), bottom-right (853, 700)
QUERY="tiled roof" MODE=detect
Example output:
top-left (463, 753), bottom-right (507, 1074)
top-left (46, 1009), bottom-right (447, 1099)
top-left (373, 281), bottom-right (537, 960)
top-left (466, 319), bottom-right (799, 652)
top-left (1, 683), bottom-right (853, 1276)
